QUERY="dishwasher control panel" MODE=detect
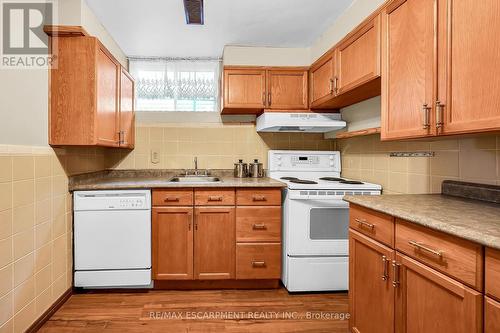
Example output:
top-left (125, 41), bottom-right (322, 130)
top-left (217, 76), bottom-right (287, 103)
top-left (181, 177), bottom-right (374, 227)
top-left (74, 190), bottom-right (151, 211)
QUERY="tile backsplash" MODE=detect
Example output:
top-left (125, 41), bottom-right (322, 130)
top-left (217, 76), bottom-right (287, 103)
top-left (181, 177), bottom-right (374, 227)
top-left (0, 145), bottom-right (109, 333)
top-left (338, 134), bottom-right (500, 194)
top-left (106, 124), bottom-right (335, 170)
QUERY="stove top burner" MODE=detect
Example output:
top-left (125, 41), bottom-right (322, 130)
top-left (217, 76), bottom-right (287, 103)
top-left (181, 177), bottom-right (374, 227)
top-left (319, 177), bottom-right (346, 182)
top-left (280, 177), bottom-right (299, 181)
top-left (289, 179), bottom-right (318, 184)
top-left (340, 180), bottom-right (364, 185)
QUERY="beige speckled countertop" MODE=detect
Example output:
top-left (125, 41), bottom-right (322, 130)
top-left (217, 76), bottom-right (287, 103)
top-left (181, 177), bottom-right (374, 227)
top-left (68, 169), bottom-right (286, 191)
top-left (344, 194), bottom-right (500, 250)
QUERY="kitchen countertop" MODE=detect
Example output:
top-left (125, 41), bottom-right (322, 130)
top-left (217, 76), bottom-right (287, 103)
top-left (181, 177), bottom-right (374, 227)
top-left (68, 169), bottom-right (286, 191)
top-left (343, 194), bottom-right (500, 250)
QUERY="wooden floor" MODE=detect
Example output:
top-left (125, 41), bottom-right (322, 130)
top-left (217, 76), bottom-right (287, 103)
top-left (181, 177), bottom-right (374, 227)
top-left (39, 288), bottom-right (349, 333)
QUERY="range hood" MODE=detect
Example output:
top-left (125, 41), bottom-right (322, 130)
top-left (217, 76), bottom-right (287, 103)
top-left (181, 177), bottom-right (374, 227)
top-left (256, 112), bottom-right (346, 133)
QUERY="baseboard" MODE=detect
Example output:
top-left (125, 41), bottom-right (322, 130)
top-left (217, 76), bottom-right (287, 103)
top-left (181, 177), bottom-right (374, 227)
top-left (153, 279), bottom-right (281, 290)
top-left (26, 288), bottom-right (72, 333)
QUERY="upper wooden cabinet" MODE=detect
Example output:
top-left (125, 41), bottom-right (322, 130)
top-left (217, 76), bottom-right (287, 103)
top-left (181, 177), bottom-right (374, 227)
top-left (310, 15), bottom-right (382, 110)
top-left (382, 0), bottom-right (500, 140)
top-left (222, 67), bottom-right (308, 114)
top-left (48, 34), bottom-right (135, 147)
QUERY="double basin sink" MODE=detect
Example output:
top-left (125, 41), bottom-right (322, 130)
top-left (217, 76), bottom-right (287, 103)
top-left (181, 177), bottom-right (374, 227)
top-left (169, 175), bottom-right (221, 183)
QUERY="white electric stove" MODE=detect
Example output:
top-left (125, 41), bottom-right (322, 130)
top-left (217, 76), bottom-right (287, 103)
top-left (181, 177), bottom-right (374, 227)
top-left (268, 150), bottom-right (382, 292)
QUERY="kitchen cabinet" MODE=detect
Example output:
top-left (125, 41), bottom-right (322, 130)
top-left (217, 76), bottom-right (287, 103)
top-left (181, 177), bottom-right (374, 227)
top-left (310, 15), bottom-right (381, 110)
top-left (349, 230), bottom-right (394, 333)
top-left (222, 67), bottom-right (309, 114)
top-left (194, 207), bottom-right (235, 279)
top-left (223, 68), bottom-right (267, 111)
top-left (349, 205), bottom-right (486, 333)
top-left (151, 188), bottom-right (282, 285)
top-left (152, 207), bottom-right (194, 280)
top-left (381, 0), bottom-right (500, 140)
top-left (48, 32), bottom-right (135, 147)
top-left (486, 248), bottom-right (500, 300)
top-left (485, 296), bottom-right (500, 333)
top-left (394, 253), bottom-right (482, 333)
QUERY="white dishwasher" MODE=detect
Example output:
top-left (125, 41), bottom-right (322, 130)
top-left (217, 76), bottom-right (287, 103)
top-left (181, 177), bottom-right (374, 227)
top-left (73, 190), bottom-right (152, 288)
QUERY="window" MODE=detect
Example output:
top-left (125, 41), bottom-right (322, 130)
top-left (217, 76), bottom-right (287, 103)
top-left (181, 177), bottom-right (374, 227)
top-left (129, 58), bottom-right (221, 112)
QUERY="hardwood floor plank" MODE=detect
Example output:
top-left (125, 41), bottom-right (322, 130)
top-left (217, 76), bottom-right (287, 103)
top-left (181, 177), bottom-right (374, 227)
top-left (39, 288), bottom-right (349, 333)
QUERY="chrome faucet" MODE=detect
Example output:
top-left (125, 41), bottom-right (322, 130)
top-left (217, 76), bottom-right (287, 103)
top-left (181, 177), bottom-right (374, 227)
top-left (194, 157), bottom-right (198, 175)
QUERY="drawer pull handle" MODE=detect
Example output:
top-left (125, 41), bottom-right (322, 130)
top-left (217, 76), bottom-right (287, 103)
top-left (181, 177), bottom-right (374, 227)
top-left (382, 255), bottom-right (389, 281)
top-left (208, 196), bottom-right (223, 201)
top-left (252, 261), bottom-right (266, 268)
top-left (355, 218), bottom-right (375, 230)
top-left (252, 195), bottom-right (266, 201)
top-left (392, 260), bottom-right (400, 288)
top-left (165, 197), bottom-right (180, 202)
top-left (408, 240), bottom-right (443, 258)
top-left (252, 223), bottom-right (267, 230)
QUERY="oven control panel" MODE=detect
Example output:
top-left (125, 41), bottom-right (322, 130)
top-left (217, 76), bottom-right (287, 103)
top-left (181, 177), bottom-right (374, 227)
top-left (268, 150), bottom-right (341, 172)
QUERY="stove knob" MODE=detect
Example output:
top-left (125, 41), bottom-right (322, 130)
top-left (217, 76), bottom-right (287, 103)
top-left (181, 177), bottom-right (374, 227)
top-left (329, 155), bottom-right (334, 160)
top-left (329, 162), bottom-right (334, 166)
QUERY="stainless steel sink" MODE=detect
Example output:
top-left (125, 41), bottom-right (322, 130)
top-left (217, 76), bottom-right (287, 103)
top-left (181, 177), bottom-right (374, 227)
top-left (169, 176), bottom-right (221, 183)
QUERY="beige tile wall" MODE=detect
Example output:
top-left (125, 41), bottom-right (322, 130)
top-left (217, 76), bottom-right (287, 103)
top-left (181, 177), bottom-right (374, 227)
top-left (338, 134), bottom-right (500, 194)
top-left (106, 124), bottom-right (335, 170)
top-left (0, 145), bottom-right (109, 333)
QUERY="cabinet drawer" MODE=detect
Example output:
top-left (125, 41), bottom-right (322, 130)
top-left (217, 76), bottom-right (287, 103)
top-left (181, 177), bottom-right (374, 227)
top-left (485, 296), bottom-right (500, 333)
top-left (195, 189), bottom-right (235, 206)
top-left (486, 248), bottom-right (500, 301)
top-left (236, 188), bottom-right (281, 206)
top-left (153, 189), bottom-right (193, 206)
top-left (236, 207), bottom-right (281, 242)
top-left (349, 204), bottom-right (394, 247)
top-left (236, 243), bottom-right (281, 279)
top-left (395, 219), bottom-right (483, 290)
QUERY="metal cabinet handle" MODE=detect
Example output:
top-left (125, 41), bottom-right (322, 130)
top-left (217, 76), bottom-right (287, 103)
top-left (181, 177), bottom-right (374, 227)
top-left (252, 261), bottom-right (266, 268)
top-left (355, 218), bottom-right (375, 230)
top-left (164, 197), bottom-right (180, 202)
top-left (252, 195), bottom-right (266, 201)
top-left (208, 196), bottom-right (223, 201)
top-left (262, 91), bottom-right (266, 105)
top-left (392, 260), bottom-right (400, 288)
top-left (334, 76), bottom-right (339, 94)
top-left (329, 78), bottom-right (334, 94)
top-left (408, 240), bottom-right (443, 258)
top-left (422, 103), bottom-right (431, 129)
top-left (382, 255), bottom-right (389, 281)
top-left (117, 131), bottom-right (125, 144)
top-left (252, 223), bottom-right (267, 230)
top-left (268, 92), bottom-right (272, 106)
top-left (436, 100), bottom-right (445, 130)
top-left (188, 220), bottom-right (191, 231)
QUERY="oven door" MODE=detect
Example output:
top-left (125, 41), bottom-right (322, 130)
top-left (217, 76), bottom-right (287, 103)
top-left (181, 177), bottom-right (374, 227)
top-left (285, 194), bottom-right (349, 256)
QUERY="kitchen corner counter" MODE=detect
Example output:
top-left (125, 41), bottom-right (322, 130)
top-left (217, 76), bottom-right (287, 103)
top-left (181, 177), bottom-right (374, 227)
top-left (343, 194), bottom-right (500, 250)
top-left (68, 169), bottom-right (287, 191)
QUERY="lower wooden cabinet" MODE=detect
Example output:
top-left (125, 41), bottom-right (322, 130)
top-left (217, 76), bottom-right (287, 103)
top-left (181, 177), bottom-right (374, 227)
top-left (152, 207), bottom-right (193, 280)
top-left (349, 206), bottom-right (486, 333)
top-left (194, 207), bottom-right (235, 280)
top-left (485, 296), bottom-right (500, 333)
top-left (394, 253), bottom-right (482, 333)
top-left (349, 230), bottom-right (394, 333)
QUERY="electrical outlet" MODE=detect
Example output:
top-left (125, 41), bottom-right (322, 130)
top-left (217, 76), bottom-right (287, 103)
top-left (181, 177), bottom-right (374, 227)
top-left (151, 149), bottom-right (160, 164)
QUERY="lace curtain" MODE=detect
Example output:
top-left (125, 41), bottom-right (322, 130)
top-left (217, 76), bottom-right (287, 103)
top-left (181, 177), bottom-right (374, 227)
top-left (129, 58), bottom-right (221, 112)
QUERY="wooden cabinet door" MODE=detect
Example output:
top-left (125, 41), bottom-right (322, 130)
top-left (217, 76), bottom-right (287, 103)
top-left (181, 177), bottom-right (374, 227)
top-left (394, 253), bottom-right (482, 333)
top-left (267, 70), bottom-right (308, 109)
top-left (310, 53), bottom-right (335, 107)
top-left (381, 0), bottom-right (436, 140)
top-left (437, 0), bottom-right (500, 135)
top-left (223, 69), bottom-right (266, 109)
top-left (194, 207), bottom-right (235, 280)
top-left (485, 296), bottom-right (500, 333)
top-left (349, 230), bottom-right (395, 333)
top-left (119, 68), bottom-right (135, 148)
top-left (152, 207), bottom-right (193, 280)
top-left (96, 45), bottom-right (119, 146)
top-left (336, 15), bottom-right (381, 95)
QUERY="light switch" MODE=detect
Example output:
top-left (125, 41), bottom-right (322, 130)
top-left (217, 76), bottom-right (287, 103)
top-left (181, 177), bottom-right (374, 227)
top-left (151, 149), bottom-right (160, 164)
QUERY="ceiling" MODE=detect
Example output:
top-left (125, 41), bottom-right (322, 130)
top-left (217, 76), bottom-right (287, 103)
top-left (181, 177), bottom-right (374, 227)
top-left (85, 0), bottom-right (354, 58)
